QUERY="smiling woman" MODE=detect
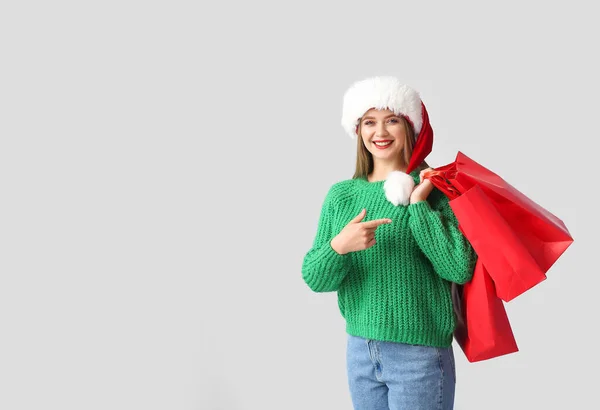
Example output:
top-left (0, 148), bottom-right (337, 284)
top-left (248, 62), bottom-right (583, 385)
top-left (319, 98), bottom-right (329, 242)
top-left (302, 76), bottom-right (477, 410)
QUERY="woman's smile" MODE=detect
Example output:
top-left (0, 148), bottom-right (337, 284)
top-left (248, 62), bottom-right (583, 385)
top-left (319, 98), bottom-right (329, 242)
top-left (373, 140), bottom-right (393, 149)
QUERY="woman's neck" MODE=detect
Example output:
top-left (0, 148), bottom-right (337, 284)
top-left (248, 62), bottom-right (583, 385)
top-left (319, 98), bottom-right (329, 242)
top-left (368, 161), bottom-right (408, 182)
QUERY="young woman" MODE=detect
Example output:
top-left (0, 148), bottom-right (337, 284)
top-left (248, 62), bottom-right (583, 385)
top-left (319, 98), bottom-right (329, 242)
top-left (301, 76), bottom-right (477, 410)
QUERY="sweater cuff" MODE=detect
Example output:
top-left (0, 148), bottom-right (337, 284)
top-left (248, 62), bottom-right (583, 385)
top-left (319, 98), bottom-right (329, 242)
top-left (407, 199), bottom-right (432, 218)
top-left (322, 240), bottom-right (351, 268)
top-left (302, 241), bottom-right (351, 292)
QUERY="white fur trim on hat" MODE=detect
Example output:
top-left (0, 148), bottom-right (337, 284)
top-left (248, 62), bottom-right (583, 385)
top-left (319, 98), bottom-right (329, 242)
top-left (383, 170), bottom-right (415, 206)
top-left (341, 76), bottom-right (423, 139)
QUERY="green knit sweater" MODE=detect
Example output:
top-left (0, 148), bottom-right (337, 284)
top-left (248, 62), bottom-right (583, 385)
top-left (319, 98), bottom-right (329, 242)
top-left (301, 169), bottom-right (477, 348)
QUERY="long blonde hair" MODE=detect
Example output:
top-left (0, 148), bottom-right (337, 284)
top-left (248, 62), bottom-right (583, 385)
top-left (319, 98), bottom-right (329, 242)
top-left (352, 115), bottom-right (429, 179)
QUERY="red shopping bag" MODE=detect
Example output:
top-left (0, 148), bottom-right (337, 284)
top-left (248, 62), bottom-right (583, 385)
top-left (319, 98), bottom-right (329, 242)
top-left (453, 261), bottom-right (519, 362)
top-left (425, 151), bottom-right (574, 302)
top-left (449, 188), bottom-right (519, 362)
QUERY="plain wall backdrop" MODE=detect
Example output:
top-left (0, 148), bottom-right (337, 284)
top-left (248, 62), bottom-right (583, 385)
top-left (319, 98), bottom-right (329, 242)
top-left (0, 1), bottom-right (596, 409)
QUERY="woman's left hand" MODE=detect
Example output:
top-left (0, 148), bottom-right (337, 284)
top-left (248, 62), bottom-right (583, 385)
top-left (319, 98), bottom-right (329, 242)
top-left (410, 168), bottom-right (435, 204)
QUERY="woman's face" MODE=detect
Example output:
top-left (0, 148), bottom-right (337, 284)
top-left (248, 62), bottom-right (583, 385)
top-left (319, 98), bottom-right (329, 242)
top-left (359, 108), bottom-right (407, 162)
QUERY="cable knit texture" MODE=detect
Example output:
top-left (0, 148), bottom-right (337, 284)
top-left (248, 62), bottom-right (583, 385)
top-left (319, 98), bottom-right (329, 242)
top-left (302, 169), bottom-right (478, 348)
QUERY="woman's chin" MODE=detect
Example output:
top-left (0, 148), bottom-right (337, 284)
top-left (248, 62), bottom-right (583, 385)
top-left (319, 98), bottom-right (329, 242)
top-left (370, 150), bottom-right (398, 160)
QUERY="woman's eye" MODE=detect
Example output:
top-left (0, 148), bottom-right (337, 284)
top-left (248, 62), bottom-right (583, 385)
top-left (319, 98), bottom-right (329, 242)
top-left (363, 118), bottom-right (397, 125)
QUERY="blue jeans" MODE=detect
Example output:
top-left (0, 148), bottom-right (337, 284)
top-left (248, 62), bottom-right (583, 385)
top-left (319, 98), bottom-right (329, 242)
top-left (346, 334), bottom-right (456, 410)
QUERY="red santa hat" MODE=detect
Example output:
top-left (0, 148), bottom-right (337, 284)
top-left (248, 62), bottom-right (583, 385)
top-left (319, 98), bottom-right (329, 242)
top-left (341, 76), bottom-right (434, 205)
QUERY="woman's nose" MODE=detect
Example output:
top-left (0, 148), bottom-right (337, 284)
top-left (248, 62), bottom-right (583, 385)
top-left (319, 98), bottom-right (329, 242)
top-left (375, 123), bottom-right (388, 137)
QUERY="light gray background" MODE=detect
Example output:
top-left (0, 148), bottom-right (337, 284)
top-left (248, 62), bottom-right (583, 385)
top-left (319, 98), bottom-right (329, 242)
top-left (0, 1), bottom-right (596, 409)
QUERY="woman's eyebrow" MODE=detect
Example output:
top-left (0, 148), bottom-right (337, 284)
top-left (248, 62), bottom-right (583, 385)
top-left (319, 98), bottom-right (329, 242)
top-left (362, 114), bottom-right (398, 120)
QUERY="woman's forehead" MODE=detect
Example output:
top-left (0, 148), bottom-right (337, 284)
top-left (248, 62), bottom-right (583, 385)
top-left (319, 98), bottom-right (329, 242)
top-left (362, 107), bottom-right (396, 117)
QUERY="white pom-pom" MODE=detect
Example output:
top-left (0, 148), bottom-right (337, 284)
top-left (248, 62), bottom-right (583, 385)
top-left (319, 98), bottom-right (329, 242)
top-left (383, 171), bottom-right (414, 206)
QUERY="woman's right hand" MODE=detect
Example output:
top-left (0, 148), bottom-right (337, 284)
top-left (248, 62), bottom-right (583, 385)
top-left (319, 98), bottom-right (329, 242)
top-left (330, 209), bottom-right (392, 255)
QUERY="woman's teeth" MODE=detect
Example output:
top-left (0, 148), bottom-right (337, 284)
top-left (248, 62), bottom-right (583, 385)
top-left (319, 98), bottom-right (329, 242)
top-left (374, 141), bottom-right (392, 148)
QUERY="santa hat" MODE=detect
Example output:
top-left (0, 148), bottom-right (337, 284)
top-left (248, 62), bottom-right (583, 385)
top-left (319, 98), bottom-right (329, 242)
top-left (341, 76), bottom-right (434, 205)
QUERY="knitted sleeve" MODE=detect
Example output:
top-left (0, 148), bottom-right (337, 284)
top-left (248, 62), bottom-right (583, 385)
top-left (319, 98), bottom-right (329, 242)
top-left (301, 185), bottom-right (351, 292)
top-left (407, 190), bottom-right (477, 284)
